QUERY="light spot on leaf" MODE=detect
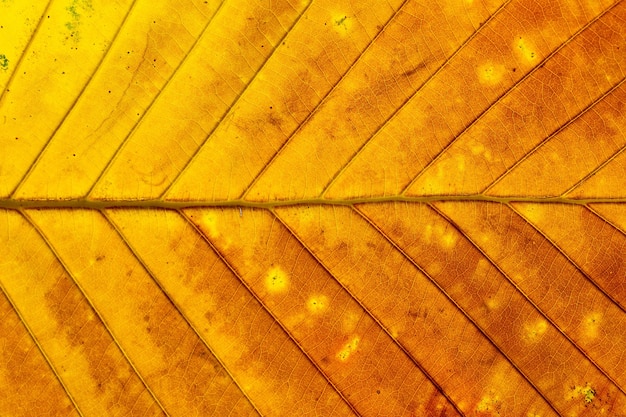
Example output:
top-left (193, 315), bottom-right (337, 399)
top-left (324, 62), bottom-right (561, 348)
top-left (201, 211), bottom-right (220, 237)
top-left (306, 295), bottom-right (328, 314)
top-left (331, 13), bottom-right (352, 34)
top-left (583, 312), bottom-right (602, 339)
top-left (264, 266), bottom-right (289, 293)
top-left (477, 62), bottom-right (505, 85)
top-left (523, 319), bottom-right (548, 342)
top-left (336, 336), bottom-right (360, 362)
top-left (515, 36), bottom-right (539, 64)
top-left (476, 392), bottom-right (501, 414)
top-left (567, 383), bottom-right (596, 405)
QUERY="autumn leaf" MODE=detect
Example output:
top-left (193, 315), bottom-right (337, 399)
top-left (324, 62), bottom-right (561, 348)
top-left (1, 0), bottom-right (625, 416)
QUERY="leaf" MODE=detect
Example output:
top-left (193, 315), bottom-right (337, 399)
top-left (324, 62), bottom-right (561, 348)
top-left (1, 0), bottom-right (625, 416)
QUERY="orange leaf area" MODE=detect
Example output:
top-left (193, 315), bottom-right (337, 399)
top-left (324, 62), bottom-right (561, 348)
top-left (1, 0), bottom-right (626, 416)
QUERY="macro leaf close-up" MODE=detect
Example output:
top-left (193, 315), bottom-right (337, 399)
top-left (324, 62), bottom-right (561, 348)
top-left (1, 0), bottom-right (626, 416)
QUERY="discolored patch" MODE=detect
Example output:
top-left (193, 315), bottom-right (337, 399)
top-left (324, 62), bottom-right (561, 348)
top-left (476, 392), bottom-right (502, 415)
top-left (582, 312), bottom-right (602, 339)
top-left (514, 36), bottom-right (539, 64)
top-left (306, 295), bottom-right (329, 314)
top-left (336, 335), bottom-right (360, 362)
top-left (567, 383), bottom-right (596, 405)
top-left (522, 319), bottom-right (548, 342)
top-left (331, 13), bottom-right (352, 34)
top-left (264, 266), bottom-right (289, 293)
top-left (477, 62), bottom-right (506, 85)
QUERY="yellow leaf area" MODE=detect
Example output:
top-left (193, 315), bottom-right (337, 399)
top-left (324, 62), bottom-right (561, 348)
top-left (1, 0), bottom-right (626, 416)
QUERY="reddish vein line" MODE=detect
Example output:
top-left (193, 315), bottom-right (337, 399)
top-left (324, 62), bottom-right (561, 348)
top-left (319, 0), bottom-right (513, 198)
top-left (238, 0), bottom-right (414, 200)
top-left (271, 209), bottom-right (466, 417)
top-left (179, 209), bottom-right (363, 417)
top-left (510, 203), bottom-right (626, 315)
top-left (0, 0), bottom-right (53, 107)
top-left (8, 0), bottom-right (140, 198)
top-left (160, 0), bottom-right (315, 199)
top-left (399, 0), bottom-right (622, 196)
top-left (102, 209), bottom-right (264, 417)
top-left (430, 202), bottom-right (626, 397)
top-left (0, 288), bottom-right (84, 417)
top-left (353, 204), bottom-right (564, 417)
top-left (20, 209), bottom-right (171, 417)
top-left (81, 0), bottom-right (229, 199)
top-left (482, 75), bottom-right (626, 194)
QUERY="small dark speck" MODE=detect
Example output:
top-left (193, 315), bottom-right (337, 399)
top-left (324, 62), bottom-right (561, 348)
top-left (512, 67), bottom-right (516, 72)
top-left (376, 390), bottom-right (381, 394)
top-left (108, 90), bottom-right (111, 93)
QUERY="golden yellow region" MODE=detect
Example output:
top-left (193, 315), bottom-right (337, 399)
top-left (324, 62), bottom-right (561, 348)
top-left (583, 312), bottom-right (602, 339)
top-left (336, 336), bottom-right (360, 362)
top-left (264, 266), bottom-right (289, 293)
top-left (476, 392), bottom-right (501, 414)
top-left (515, 36), bottom-right (539, 63)
top-left (477, 62), bottom-right (505, 85)
top-left (331, 13), bottom-right (353, 34)
top-left (201, 211), bottom-right (220, 238)
top-left (434, 223), bottom-right (457, 249)
top-left (307, 295), bottom-right (329, 314)
top-left (469, 139), bottom-right (493, 161)
top-left (527, 412), bottom-right (542, 417)
top-left (523, 319), bottom-right (548, 342)
top-left (567, 383), bottom-right (596, 405)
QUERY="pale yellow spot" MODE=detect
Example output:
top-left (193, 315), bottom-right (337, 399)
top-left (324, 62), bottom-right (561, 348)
top-left (477, 62), bottom-right (505, 85)
top-left (469, 139), bottom-right (492, 161)
top-left (307, 295), bottom-right (329, 314)
top-left (485, 296), bottom-right (500, 311)
top-left (434, 224), bottom-right (457, 249)
top-left (201, 211), bottom-right (220, 237)
top-left (264, 266), bottom-right (289, 293)
top-left (515, 36), bottom-right (539, 63)
top-left (519, 204), bottom-right (545, 224)
top-left (583, 312), bottom-right (602, 339)
top-left (336, 336), bottom-right (360, 362)
top-left (331, 13), bottom-right (352, 34)
top-left (527, 411), bottom-right (542, 417)
top-left (567, 383), bottom-right (596, 405)
top-left (476, 393), bottom-right (501, 414)
top-left (523, 319), bottom-right (548, 342)
top-left (470, 141), bottom-right (485, 155)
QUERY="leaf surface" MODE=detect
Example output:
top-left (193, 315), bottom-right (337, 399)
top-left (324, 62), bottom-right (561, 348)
top-left (1, 0), bottom-right (626, 416)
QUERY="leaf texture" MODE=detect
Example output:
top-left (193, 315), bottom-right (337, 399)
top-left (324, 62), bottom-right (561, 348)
top-left (1, 0), bottom-right (626, 416)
